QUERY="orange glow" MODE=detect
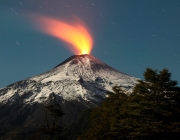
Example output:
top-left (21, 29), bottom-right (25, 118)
top-left (34, 16), bottom-right (93, 55)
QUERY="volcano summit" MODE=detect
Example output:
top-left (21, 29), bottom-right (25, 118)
top-left (0, 54), bottom-right (138, 129)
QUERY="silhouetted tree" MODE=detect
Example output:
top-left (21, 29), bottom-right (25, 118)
top-left (132, 68), bottom-right (180, 139)
top-left (41, 104), bottom-right (65, 140)
top-left (78, 68), bottom-right (180, 140)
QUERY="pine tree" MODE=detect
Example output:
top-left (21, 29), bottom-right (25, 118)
top-left (133, 68), bottom-right (180, 139)
top-left (41, 104), bottom-right (65, 140)
top-left (78, 68), bottom-right (180, 140)
top-left (78, 86), bottom-right (129, 140)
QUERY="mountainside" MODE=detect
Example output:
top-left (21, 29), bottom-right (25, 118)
top-left (0, 54), bottom-right (139, 137)
top-left (0, 54), bottom-right (137, 105)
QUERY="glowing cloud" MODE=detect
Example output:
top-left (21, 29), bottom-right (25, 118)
top-left (34, 16), bottom-right (93, 55)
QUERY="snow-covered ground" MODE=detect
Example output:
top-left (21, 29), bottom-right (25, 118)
top-left (0, 54), bottom-right (139, 105)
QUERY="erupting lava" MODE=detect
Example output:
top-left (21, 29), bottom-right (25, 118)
top-left (34, 16), bottom-right (93, 55)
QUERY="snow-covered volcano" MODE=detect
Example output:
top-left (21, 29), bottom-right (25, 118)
top-left (0, 54), bottom-right (139, 129)
top-left (0, 54), bottom-right (138, 106)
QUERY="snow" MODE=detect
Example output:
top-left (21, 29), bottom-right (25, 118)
top-left (41, 73), bottom-right (79, 83)
top-left (0, 54), bottom-right (139, 106)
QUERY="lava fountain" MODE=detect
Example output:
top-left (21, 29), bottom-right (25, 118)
top-left (33, 16), bottom-right (93, 55)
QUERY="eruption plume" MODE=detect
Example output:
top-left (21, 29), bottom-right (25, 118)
top-left (33, 16), bottom-right (93, 55)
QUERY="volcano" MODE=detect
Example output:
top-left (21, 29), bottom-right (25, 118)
top-left (0, 54), bottom-right (138, 137)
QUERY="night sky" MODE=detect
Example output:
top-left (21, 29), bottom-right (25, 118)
top-left (0, 0), bottom-right (180, 88)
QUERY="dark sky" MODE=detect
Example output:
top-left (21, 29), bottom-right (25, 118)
top-left (0, 0), bottom-right (180, 88)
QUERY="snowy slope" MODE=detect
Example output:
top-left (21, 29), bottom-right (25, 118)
top-left (0, 54), bottom-right (139, 106)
